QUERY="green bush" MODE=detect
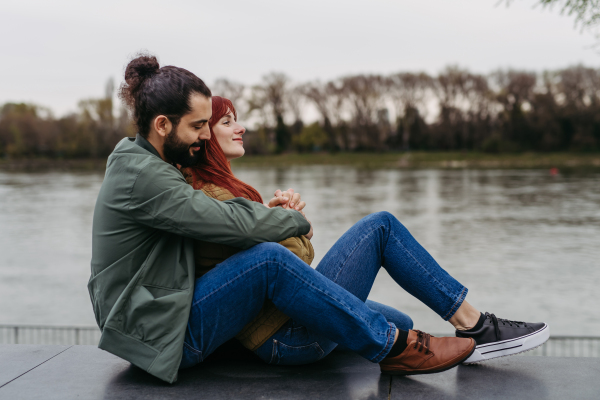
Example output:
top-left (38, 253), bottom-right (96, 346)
top-left (293, 122), bottom-right (328, 152)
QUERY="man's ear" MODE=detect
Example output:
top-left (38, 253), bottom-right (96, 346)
top-left (153, 115), bottom-right (172, 138)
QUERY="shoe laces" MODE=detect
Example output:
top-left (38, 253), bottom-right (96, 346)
top-left (413, 330), bottom-right (432, 355)
top-left (485, 312), bottom-right (527, 340)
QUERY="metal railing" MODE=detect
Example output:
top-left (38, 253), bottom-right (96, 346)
top-left (525, 336), bottom-right (600, 358)
top-left (0, 325), bottom-right (101, 346)
top-left (1, 325), bottom-right (599, 357)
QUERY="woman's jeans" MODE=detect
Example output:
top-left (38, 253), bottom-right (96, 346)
top-left (180, 212), bottom-right (467, 368)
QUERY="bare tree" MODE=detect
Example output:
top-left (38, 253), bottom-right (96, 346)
top-left (247, 72), bottom-right (292, 152)
top-left (212, 78), bottom-right (246, 118)
top-left (492, 69), bottom-right (538, 148)
top-left (341, 74), bottom-right (388, 150)
top-left (387, 72), bottom-right (433, 150)
top-left (248, 73), bottom-right (290, 123)
top-left (287, 85), bottom-right (305, 135)
top-left (303, 80), bottom-right (347, 150)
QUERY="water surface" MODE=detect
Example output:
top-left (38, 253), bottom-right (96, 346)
top-left (0, 168), bottom-right (598, 335)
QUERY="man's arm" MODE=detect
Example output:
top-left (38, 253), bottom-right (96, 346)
top-left (128, 162), bottom-right (310, 249)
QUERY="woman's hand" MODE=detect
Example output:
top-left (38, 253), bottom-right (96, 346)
top-left (266, 188), bottom-right (305, 211)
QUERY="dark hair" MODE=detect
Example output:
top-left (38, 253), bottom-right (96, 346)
top-left (118, 53), bottom-right (212, 137)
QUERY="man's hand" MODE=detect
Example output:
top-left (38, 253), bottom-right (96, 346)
top-left (266, 188), bottom-right (312, 239)
top-left (298, 210), bottom-right (313, 240)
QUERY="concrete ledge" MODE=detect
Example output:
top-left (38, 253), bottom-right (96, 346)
top-left (1, 345), bottom-right (599, 399)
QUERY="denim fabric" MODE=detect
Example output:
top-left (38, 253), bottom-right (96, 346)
top-left (180, 241), bottom-right (396, 369)
top-left (316, 211), bottom-right (467, 320)
top-left (181, 212), bottom-right (467, 368)
top-left (254, 300), bottom-right (413, 365)
top-left (253, 211), bottom-right (467, 365)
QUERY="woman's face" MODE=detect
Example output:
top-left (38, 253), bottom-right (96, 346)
top-left (212, 110), bottom-right (246, 161)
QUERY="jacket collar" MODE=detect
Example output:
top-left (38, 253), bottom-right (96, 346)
top-left (133, 134), bottom-right (162, 159)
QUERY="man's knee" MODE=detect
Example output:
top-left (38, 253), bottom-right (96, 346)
top-left (252, 242), bottom-right (311, 273)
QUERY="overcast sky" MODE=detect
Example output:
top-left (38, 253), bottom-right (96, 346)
top-left (1, 0), bottom-right (598, 116)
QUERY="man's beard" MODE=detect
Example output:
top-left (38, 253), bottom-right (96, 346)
top-left (163, 126), bottom-right (204, 168)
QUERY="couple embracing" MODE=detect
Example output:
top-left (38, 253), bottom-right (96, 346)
top-left (88, 55), bottom-right (549, 383)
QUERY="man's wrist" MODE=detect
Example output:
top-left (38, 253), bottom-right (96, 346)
top-left (290, 209), bottom-right (311, 235)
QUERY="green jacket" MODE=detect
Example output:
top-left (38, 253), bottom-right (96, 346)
top-left (88, 135), bottom-right (310, 383)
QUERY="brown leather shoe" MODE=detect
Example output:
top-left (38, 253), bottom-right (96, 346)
top-left (380, 330), bottom-right (475, 376)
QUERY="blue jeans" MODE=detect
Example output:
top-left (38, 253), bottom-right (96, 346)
top-left (180, 212), bottom-right (467, 368)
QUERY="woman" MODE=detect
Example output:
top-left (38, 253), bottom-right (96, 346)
top-left (181, 96), bottom-right (548, 367)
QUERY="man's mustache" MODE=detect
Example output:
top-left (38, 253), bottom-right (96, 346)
top-left (190, 141), bottom-right (205, 149)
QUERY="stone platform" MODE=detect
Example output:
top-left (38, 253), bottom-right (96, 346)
top-left (1, 345), bottom-right (599, 399)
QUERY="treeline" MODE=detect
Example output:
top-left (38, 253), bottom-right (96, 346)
top-left (0, 79), bottom-right (133, 158)
top-left (227, 65), bottom-right (600, 154)
top-left (2, 65), bottom-right (600, 158)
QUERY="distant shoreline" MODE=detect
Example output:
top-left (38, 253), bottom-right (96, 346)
top-left (1, 152), bottom-right (600, 172)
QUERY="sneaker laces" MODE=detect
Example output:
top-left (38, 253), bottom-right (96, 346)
top-left (485, 312), bottom-right (528, 341)
top-left (413, 330), bottom-right (432, 355)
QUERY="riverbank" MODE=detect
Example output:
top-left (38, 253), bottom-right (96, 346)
top-left (231, 152), bottom-right (600, 170)
top-left (0, 158), bottom-right (107, 172)
top-left (1, 152), bottom-right (600, 171)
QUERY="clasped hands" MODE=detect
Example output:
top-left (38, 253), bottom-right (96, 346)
top-left (266, 188), bottom-right (313, 240)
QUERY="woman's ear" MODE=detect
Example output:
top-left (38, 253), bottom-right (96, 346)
top-left (153, 115), bottom-right (172, 138)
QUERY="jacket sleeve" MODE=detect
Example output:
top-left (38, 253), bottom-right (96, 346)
top-left (128, 161), bottom-right (310, 249)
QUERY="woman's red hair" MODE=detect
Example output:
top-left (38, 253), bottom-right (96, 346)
top-left (187, 96), bottom-right (263, 203)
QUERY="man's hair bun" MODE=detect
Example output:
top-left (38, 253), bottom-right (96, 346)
top-left (125, 55), bottom-right (159, 82)
top-left (119, 54), bottom-right (160, 110)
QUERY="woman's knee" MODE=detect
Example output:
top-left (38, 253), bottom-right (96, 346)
top-left (360, 211), bottom-right (400, 229)
top-left (374, 210), bottom-right (394, 222)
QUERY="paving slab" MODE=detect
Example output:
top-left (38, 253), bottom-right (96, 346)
top-left (0, 345), bottom-right (388, 400)
top-left (391, 356), bottom-right (600, 400)
top-left (0, 345), bottom-right (70, 388)
top-left (1, 345), bottom-right (599, 400)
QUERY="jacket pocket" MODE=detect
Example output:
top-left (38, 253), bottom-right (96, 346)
top-left (142, 284), bottom-right (183, 299)
top-left (124, 285), bottom-right (188, 342)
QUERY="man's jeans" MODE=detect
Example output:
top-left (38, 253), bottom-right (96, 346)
top-left (180, 212), bottom-right (467, 368)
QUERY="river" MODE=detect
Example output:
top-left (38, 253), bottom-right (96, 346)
top-left (0, 167), bottom-right (599, 335)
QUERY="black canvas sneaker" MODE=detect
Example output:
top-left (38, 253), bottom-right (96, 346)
top-left (456, 312), bottom-right (549, 364)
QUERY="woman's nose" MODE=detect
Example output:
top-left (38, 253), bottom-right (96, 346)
top-left (235, 123), bottom-right (246, 135)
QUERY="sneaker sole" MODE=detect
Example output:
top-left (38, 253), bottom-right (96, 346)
top-left (462, 323), bottom-right (550, 364)
top-left (382, 340), bottom-right (477, 376)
